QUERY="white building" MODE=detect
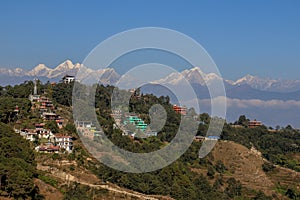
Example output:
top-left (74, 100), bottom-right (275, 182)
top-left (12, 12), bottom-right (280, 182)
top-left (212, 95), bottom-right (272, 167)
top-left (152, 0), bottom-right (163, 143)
top-left (38, 129), bottom-right (54, 140)
top-left (29, 94), bottom-right (41, 102)
top-left (54, 135), bottom-right (73, 152)
top-left (62, 75), bottom-right (75, 84)
top-left (19, 129), bottom-right (38, 142)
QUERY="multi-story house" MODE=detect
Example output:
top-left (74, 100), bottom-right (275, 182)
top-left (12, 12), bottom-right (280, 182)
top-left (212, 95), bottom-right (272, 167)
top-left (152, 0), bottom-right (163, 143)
top-left (54, 135), bottom-right (73, 152)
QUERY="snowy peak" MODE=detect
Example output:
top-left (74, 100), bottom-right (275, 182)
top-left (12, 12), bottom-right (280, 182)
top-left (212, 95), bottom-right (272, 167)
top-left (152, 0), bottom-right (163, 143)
top-left (234, 74), bottom-right (263, 85)
top-left (232, 74), bottom-right (300, 92)
top-left (98, 68), bottom-right (120, 84)
top-left (183, 67), bottom-right (223, 85)
top-left (54, 60), bottom-right (77, 71)
top-left (153, 67), bottom-right (300, 92)
top-left (235, 74), bottom-right (255, 84)
top-left (27, 64), bottom-right (51, 77)
top-left (155, 71), bottom-right (185, 85)
top-left (33, 64), bottom-right (49, 71)
top-left (46, 60), bottom-right (81, 78)
top-left (2, 60), bottom-right (300, 93)
top-left (233, 74), bottom-right (279, 91)
top-left (21, 60), bottom-right (83, 78)
top-left (156, 67), bottom-right (223, 86)
top-left (182, 67), bottom-right (206, 84)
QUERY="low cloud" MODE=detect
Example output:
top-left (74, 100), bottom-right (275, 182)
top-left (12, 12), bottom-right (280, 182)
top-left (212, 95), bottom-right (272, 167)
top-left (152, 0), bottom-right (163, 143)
top-left (183, 97), bottom-right (300, 127)
top-left (196, 96), bottom-right (300, 109)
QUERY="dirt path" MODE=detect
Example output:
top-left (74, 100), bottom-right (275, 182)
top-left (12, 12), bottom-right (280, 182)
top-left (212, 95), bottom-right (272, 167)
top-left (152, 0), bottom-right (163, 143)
top-left (76, 181), bottom-right (158, 200)
top-left (37, 164), bottom-right (171, 200)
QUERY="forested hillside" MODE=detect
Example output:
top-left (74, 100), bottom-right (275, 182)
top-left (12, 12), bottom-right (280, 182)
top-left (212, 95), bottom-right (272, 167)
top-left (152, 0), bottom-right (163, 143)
top-left (0, 123), bottom-right (42, 199)
top-left (0, 81), bottom-right (300, 199)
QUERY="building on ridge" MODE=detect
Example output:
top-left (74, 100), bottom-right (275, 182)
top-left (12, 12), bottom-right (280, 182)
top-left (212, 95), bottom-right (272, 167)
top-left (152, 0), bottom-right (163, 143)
top-left (248, 120), bottom-right (262, 128)
top-left (173, 105), bottom-right (187, 115)
top-left (62, 75), bottom-right (75, 84)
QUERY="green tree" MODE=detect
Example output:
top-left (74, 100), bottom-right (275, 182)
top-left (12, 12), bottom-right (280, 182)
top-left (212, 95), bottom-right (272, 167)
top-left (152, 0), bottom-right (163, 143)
top-left (215, 160), bottom-right (226, 174)
top-left (199, 113), bottom-right (210, 124)
top-left (45, 121), bottom-right (59, 133)
top-left (253, 190), bottom-right (272, 200)
top-left (225, 178), bottom-right (242, 198)
top-left (207, 166), bottom-right (215, 179)
top-left (0, 123), bottom-right (39, 199)
top-left (236, 115), bottom-right (249, 126)
top-left (65, 123), bottom-right (76, 135)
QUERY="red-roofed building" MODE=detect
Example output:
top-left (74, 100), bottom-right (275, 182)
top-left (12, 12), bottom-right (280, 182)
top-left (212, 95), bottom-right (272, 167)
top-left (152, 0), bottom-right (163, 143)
top-left (35, 123), bottom-right (45, 130)
top-left (173, 105), bottom-right (187, 115)
top-left (36, 145), bottom-right (60, 153)
top-left (248, 120), bottom-right (262, 128)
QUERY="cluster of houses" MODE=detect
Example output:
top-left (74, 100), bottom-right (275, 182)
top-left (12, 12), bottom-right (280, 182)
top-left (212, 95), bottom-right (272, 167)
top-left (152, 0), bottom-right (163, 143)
top-left (15, 123), bottom-right (73, 153)
top-left (15, 79), bottom-right (73, 153)
top-left (110, 104), bottom-right (223, 141)
top-left (230, 119), bottom-right (263, 129)
top-left (110, 109), bottom-right (158, 138)
top-left (108, 105), bottom-right (188, 138)
top-left (75, 121), bottom-right (103, 140)
top-left (16, 77), bottom-right (224, 153)
top-left (29, 93), bottom-right (64, 129)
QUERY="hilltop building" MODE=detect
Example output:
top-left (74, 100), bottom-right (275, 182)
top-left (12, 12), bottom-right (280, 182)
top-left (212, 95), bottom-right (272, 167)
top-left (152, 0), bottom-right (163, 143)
top-left (62, 75), bottom-right (75, 84)
top-left (248, 120), bottom-right (262, 128)
top-left (173, 105), bottom-right (187, 115)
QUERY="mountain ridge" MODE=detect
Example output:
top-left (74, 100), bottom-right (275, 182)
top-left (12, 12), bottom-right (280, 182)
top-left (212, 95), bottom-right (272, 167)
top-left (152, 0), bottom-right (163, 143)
top-left (1, 60), bottom-right (300, 93)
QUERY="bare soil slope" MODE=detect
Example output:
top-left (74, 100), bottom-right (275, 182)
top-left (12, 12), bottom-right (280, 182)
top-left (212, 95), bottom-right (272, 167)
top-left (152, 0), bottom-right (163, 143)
top-left (211, 140), bottom-right (300, 196)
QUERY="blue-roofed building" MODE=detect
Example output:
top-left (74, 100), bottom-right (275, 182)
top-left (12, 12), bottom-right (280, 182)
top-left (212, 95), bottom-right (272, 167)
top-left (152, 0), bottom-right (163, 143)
top-left (206, 136), bottom-right (220, 140)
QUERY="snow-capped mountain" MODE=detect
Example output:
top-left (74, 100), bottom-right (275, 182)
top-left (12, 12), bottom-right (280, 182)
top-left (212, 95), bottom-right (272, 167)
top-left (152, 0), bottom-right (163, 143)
top-left (97, 68), bottom-right (120, 85)
top-left (26, 64), bottom-right (51, 77)
top-left (1, 61), bottom-right (300, 94)
top-left (48, 60), bottom-right (81, 78)
top-left (155, 67), bottom-right (225, 86)
top-left (0, 60), bottom-right (121, 86)
top-left (0, 60), bottom-right (81, 79)
top-left (26, 60), bottom-right (81, 78)
top-left (233, 74), bottom-right (300, 92)
top-left (154, 67), bottom-right (300, 93)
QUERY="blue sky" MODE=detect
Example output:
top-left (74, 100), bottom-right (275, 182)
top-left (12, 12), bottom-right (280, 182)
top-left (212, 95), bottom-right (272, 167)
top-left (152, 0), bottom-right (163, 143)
top-left (0, 0), bottom-right (299, 80)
